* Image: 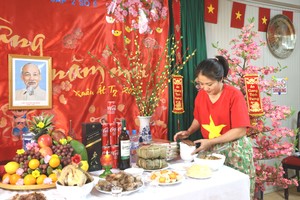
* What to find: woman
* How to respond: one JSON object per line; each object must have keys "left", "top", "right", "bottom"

{"left": 174, "top": 56, "right": 255, "bottom": 199}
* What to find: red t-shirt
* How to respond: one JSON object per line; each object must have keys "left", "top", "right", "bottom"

{"left": 194, "top": 84, "right": 250, "bottom": 139}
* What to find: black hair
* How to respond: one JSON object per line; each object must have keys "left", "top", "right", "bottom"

{"left": 195, "top": 55, "right": 229, "bottom": 82}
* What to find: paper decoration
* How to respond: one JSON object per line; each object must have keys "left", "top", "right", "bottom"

{"left": 244, "top": 74, "right": 264, "bottom": 117}
{"left": 258, "top": 7, "right": 270, "bottom": 32}
{"left": 204, "top": 0, "right": 218, "bottom": 24}
{"left": 172, "top": 75, "right": 184, "bottom": 114}
{"left": 230, "top": 2, "right": 246, "bottom": 29}
{"left": 282, "top": 10, "right": 293, "bottom": 22}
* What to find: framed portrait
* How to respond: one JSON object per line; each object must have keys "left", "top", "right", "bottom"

{"left": 8, "top": 54, "right": 52, "bottom": 110}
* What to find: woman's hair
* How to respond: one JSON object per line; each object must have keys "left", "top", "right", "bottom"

{"left": 195, "top": 55, "right": 229, "bottom": 82}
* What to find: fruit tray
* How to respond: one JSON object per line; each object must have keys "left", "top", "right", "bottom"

{"left": 0, "top": 182, "right": 55, "bottom": 190}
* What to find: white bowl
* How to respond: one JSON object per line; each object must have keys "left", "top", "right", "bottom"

{"left": 193, "top": 153, "right": 226, "bottom": 171}
{"left": 179, "top": 142, "right": 195, "bottom": 162}
{"left": 124, "top": 167, "right": 144, "bottom": 176}
{"left": 56, "top": 178, "right": 95, "bottom": 199}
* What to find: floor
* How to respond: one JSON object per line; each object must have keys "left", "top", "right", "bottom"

{"left": 264, "top": 187, "right": 300, "bottom": 200}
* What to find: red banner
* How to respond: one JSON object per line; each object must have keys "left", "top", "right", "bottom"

{"left": 282, "top": 10, "right": 293, "bottom": 23}
{"left": 244, "top": 74, "right": 264, "bottom": 117}
{"left": 258, "top": 7, "right": 270, "bottom": 32}
{"left": 230, "top": 2, "right": 246, "bottom": 29}
{"left": 172, "top": 75, "right": 184, "bottom": 114}
{"left": 204, "top": 0, "right": 218, "bottom": 24}
{"left": 0, "top": 0, "right": 169, "bottom": 161}
{"left": 172, "top": 0, "right": 182, "bottom": 63}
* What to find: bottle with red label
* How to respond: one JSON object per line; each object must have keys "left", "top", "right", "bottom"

{"left": 118, "top": 119, "right": 130, "bottom": 170}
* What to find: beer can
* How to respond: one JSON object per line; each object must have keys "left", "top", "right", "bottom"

{"left": 116, "top": 122, "right": 122, "bottom": 137}
{"left": 101, "top": 123, "right": 109, "bottom": 146}
{"left": 107, "top": 101, "right": 116, "bottom": 123}
{"left": 109, "top": 123, "right": 117, "bottom": 146}
{"left": 111, "top": 145, "right": 119, "bottom": 169}
{"left": 102, "top": 145, "right": 111, "bottom": 155}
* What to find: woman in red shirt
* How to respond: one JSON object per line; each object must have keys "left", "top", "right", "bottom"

{"left": 174, "top": 56, "right": 255, "bottom": 199}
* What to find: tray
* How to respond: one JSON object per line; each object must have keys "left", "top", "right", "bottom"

{"left": 0, "top": 182, "right": 56, "bottom": 190}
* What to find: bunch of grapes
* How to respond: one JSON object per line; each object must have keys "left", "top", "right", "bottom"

{"left": 51, "top": 144, "right": 74, "bottom": 167}
{"left": 13, "top": 148, "right": 44, "bottom": 177}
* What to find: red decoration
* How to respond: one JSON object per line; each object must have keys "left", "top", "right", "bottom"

{"left": 172, "top": 0, "right": 182, "bottom": 63}
{"left": 282, "top": 10, "right": 293, "bottom": 23}
{"left": 172, "top": 75, "right": 184, "bottom": 114}
{"left": 100, "top": 151, "right": 113, "bottom": 166}
{"left": 244, "top": 74, "right": 264, "bottom": 117}
{"left": 258, "top": 7, "right": 270, "bottom": 32}
{"left": 71, "top": 154, "right": 82, "bottom": 165}
{"left": 230, "top": 2, "right": 246, "bottom": 29}
{"left": 204, "top": 0, "right": 218, "bottom": 24}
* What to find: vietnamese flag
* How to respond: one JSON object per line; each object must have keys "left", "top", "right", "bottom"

{"left": 204, "top": 0, "right": 218, "bottom": 24}
{"left": 283, "top": 10, "right": 293, "bottom": 23}
{"left": 258, "top": 7, "right": 270, "bottom": 32}
{"left": 230, "top": 2, "right": 246, "bottom": 29}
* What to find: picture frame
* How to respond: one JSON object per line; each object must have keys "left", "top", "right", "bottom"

{"left": 8, "top": 54, "right": 52, "bottom": 110}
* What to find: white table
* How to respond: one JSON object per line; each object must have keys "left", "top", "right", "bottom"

{"left": 0, "top": 163, "right": 250, "bottom": 200}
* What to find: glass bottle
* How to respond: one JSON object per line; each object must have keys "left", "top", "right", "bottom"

{"left": 130, "top": 130, "right": 139, "bottom": 164}
{"left": 118, "top": 119, "right": 130, "bottom": 170}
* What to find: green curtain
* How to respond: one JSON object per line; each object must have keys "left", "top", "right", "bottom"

{"left": 168, "top": 0, "right": 207, "bottom": 141}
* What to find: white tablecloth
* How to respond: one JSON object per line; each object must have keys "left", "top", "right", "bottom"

{"left": 0, "top": 163, "right": 250, "bottom": 200}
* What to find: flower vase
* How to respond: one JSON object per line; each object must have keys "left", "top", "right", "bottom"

{"left": 22, "top": 132, "right": 35, "bottom": 150}
{"left": 138, "top": 116, "right": 152, "bottom": 144}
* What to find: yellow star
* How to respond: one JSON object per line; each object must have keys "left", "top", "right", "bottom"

{"left": 207, "top": 4, "right": 215, "bottom": 14}
{"left": 202, "top": 115, "right": 226, "bottom": 139}
{"left": 261, "top": 16, "right": 268, "bottom": 24}
{"left": 235, "top": 11, "right": 242, "bottom": 20}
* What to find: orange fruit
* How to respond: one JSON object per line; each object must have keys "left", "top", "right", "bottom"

{"left": 9, "top": 174, "right": 21, "bottom": 185}
{"left": 36, "top": 174, "right": 47, "bottom": 185}
{"left": 2, "top": 173, "right": 11, "bottom": 183}
{"left": 49, "top": 157, "right": 60, "bottom": 168}
{"left": 48, "top": 173, "right": 57, "bottom": 183}
{"left": 28, "top": 159, "right": 40, "bottom": 170}
{"left": 24, "top": 174, "right": 36, "bottom": 185}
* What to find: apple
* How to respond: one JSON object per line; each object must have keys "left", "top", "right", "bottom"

{"left": 38, "top": 134, "right": 53, "bottom": 148}
{"left": 39, "top": 146, "right": 53, "bottom": 157}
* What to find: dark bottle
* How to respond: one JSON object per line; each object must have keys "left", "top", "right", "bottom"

{"left": 118, "top": 119, "right": 131, "bottom": 170}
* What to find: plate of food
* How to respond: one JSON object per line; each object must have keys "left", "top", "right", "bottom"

{"left": 149, "top": 169, "right": 184, "bottom": 185}
{"left": 186, "top": 164, "right": 212, "bottom": 179}
{"left": 95, "top": 171, "right": 143, "bottom": 195}
{"left": 0, "top": 182, "right": 56, "bottom": 190}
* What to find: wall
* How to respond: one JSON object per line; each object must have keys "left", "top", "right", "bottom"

{"left": 204, "top": 0, "right": 300, "bottom": 193}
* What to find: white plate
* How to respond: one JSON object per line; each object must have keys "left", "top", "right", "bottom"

{"left": 186, "top": 173, "right": 212, "bottom": 179}
{"left": 158, "top": 176, "right": 184, "bottom": 186}
{"left": 94, "top": 182, "right": 143, "bottom": 195}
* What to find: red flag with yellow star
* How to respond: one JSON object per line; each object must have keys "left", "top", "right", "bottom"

{"left": 204, "top": 0, "right": 218, "bottom": 24}
{"left": 283, "top": 10, "right": 293, "bottom": 23}
{"left": 258, "top": 7, "right": 270, "bottom": 32}
{"left": 230, "top": 2, "right": 246, "bottom": 29}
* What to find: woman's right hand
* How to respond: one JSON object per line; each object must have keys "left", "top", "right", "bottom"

{"left": 173, "top": 130, "right": 190, "bottom": 142}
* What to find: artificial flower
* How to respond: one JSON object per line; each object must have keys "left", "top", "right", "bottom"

{"left": 71, "top": 154, "right": 81, "bottom": 165}
{"left": 43, "top": 177, "right": 53, "bottom": 184}
{"left": 32, "top": 170, "right": 40, "bottom": 178}
{"left": 59, "top": 138, "right": 67, "bottom": 145}
{"left": 16, "top": 149, "right": 25, "bottom": 155}
{"left": 16, "top": 168, "right": 24, "bottom": 176}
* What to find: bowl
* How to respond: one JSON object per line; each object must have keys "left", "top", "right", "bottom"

{"left": 124, "top": 167, "right": 144, "bottom": 176}
{"left": 193, "top": 153, "right": 226, "bottom": 171}
{"left": 179, "top": 142, "right": 195, "bottom": 162}
{"left": 56, "top": 177, "right": 95, "bottom": 199}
